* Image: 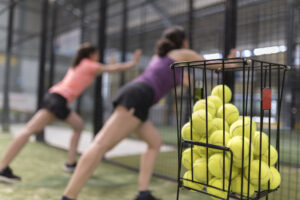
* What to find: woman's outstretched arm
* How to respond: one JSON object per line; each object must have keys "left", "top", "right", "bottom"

{"left": 96, "top": 49, "right": 142, "bottom": 75}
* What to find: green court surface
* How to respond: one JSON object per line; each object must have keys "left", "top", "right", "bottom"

{"left": 0, "top": 134, "right": 208, "bottom": 200}
{"left": 1, "top": 129, "right": 299, "bottom": 200}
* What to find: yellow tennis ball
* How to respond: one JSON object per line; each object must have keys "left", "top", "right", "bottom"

{"left": 193, "top": 99, "right": 216, "bottom": 117}
{"left": 253, "top": 131, "right": 269, "bottom": 156}
{"left": 193, "top": 157, "right": 210, "bottom": 183}
{"left": 217, "top": 104, "right": 239, "bottom": 125}
{"left": 181, "top": 122, "right": 201, "bottom": 141}
{"left": 231, "top": 176, "right": 255, "bottom": 197}
{"left": 259, "top": 145, "right": 278, "bottom": 166}
{"left": 207, "top": 178, "right": 230, "bottom": 200}
{"left": 238, "top": 116, "right": 254, "bottom": 121}
{"left": 209, "top": 118, "right": 230, "bottom": 136}
{"left": 261, "top": 167, "right": 281, "bottom": 190}
{"left": 227, "top": 136, "right": 253, "bottom": 168}
{"left": 230, "top": 118, "right": 257, "bottom": 141}
{"left": 194, "top": 138, "right": 213, "bottom": 157}
{"left": 208, "top": 95, "right": 222, "bottom": 110}
{"left": 244, "top": 160, "right": 271, "bottom": 186}
{"left": 211, "top": 84, "right": 232, "bottom": 103}
{"left": 183, "top": 170, "right": 204, "bottom": 191}
{"left": 182, "top": 148, "right": 200, "bottom": 170}
{"left": 209, "top": 130, "right": 230, "bottom": 153}
{"left": 191, "top": 110, "right": 213, "bottom": 138}
{"left": 208, "top": 153, "right": 239, "bottom": 179}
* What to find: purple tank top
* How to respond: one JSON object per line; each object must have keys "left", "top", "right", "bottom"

{"left": 133, "top": 56, "right": 182, "bottom": 104}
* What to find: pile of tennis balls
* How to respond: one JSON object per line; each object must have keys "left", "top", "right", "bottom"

{"left": 181, "top": 84, "right": 281, "bottom": 199}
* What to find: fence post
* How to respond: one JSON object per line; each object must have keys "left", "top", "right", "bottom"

{"left": 119, "top": 0, "right": 128, "bottom": 87}
{"left": 188, "top": 0, "right": 194, "bottom": 49}
{"left": 224, "top": 0, "right": 237, "bottom": 101}
{"left": 36, "top": 0, "right": 49, "bottom": 142}
{"left": 76, "top": 0, "right": 86, "bottom": 114}
{"left": 286, "top": 0, "right": 298, "bottom": 129}
{"left": 182, "top": 0, "right": 194, "bottom": 123}
{"left": 48, "top": 1, "right": 57, "bottom": 88}
{"left": 93, "top": 0, "right": 107, "bottom": 136}
{"left": 2, "top": 0, "right": 15, "bottom": 132}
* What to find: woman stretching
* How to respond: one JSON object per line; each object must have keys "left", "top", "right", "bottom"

{"left": 61, "top": 26, "right": 237, "bottom": 200}
{"left": 0, "top": 43, "right": 141, "bottom": 183}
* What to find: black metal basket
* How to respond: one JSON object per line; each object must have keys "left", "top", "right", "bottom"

{"left": 171, "top": 58, "right": 290, "bottom": 200}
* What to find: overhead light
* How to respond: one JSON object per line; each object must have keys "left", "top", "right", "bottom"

{"left": 279, "top": 45, "right": 287, "bottom": 52}
{"left": 253, "top": 45, "right": 287, "bottom": 56}
{"left": 203, "top": 53, "right": 223, "bottom": 60}
{"left": 242, "top": 50, "right": 252, "bottom": 57}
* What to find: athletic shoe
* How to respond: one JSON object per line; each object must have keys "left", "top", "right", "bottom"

{"left": 0, "top": 167, "right": 21, "bottom": 183}
{"left": 63, "top": 162, "right": 77, "bottom": 173}
{"left": 134, "top": 192, "right": 161, "bottom": 200}
{"left": 61, "top": 196, "right": 75, "bottom": 200}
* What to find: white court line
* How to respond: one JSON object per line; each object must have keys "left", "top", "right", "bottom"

{"left": 10, "top": 124, "right": 175, "bottom": 158}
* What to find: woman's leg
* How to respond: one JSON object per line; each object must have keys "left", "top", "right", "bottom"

{"left": 63, "top": 106, "right": 141, "bottom": 199}
{"left": 0, "top": 109, "right": 56, "bottom": 170}
{"left": 135, "top": 121, "right": 162, "bottom": 191}
{"left": 64, "top": 111, "right": 84, "bottom": 165}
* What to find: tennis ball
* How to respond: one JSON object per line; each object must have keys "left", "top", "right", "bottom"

{"left": 193, "top": 157, "right": 210, "bottom": 183}
{"left": 211, "top": 84, "right": 232, "bottom": 103}
{"left": 231, "top": 176, "right": 255, "bottom": 197}
{"left": 259, "top": 145, "right": 278, "bottom": 166}
{"left": 217, "top": 104, "right": 239, "bottom": 125}
{"left": 253, "top": 131, "right": 269, "bottom": 156}
{"left": 194, "top": 138, "right": 213, "bottom": 157}
{"left": 226, "top": 136, "right": 253, "bottom": 168}
{"left": 230, "top": 118, "right": 257, "bottom": 141}
{"left": 209, "top": 118, "right": 230, "bottom": 136}
{"left": 208, "top": 153, "right": 239, "bottom": 179}
{"left": 244, "top": 160, "right": 271, "bottom": 186}
{"left": 182, "top": 148, "right": 200, "bottom": 170}
{"left": 181, "top": 122, "right": 201, "bottom": 141}
{"left": 183, "top": 170, "right": 204, "bottom": 191}
{"left": 238, "top": 116, "right": 254, "bottom": 121}
{"left": 208, "top": 95, "right": 222, "bottom": 110}
{"left": 193, "top": 99, "right": 216, "bottom": 117}
{"left": 207, "top": 178, "right": 230, "bottom": 200}
{"left": 261, "top": 167, "right": 281, "bottom": 190}
{"left": 191, "top": 110, "right": 213, "bottom": 138}
{"left": 209, "top": 130, "right": 230, "bottom": 153}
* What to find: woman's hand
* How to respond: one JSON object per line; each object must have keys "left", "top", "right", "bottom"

{"left": 130, "top": 49, "right": 142, "bottom": 66}
{"left": 109, "top": 54, "right": 116, "bottom": 65}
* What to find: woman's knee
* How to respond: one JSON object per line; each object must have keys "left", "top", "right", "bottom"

{"left": 148, "top": 134, "right": 162, "bottom": 151}
{"left": 72, "top": 118, "right": 84, "bottom": 133}
{"left": 23, "top": 125, "right": 40, "bottom": 137}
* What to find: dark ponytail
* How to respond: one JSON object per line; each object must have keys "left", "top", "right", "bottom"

{"left": 72, "top": 43, "right": 98, "bottom": 67}
{"left": 155, "top": 26, "right": 186, "bottom": 57}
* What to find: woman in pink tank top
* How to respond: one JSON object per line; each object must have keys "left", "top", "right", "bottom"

{"left": 60, "top": 27, "right": 237, "bottom": 200}
{"left": 0, "top": 43, "right": 142, "bottom": 181}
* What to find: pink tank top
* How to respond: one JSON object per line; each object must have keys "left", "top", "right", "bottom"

{"left": 49, "top": 59, "right": 99, "bottom": 103}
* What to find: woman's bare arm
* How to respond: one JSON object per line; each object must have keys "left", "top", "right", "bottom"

{"left": 96, "top": 49, "right": 142, "bottom": 75}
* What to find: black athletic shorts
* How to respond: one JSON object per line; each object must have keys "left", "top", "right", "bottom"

{"left": 41, "top": 92, "right": 71, "bottom": 120}
{"left": 112, "top": 82, "right": 154, "bottom": 121}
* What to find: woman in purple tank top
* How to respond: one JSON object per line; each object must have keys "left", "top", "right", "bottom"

{"left": 61, "top": 26, "right": 237, "bottom": 200}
